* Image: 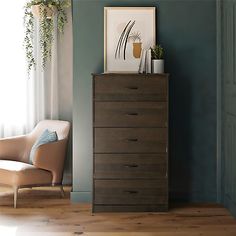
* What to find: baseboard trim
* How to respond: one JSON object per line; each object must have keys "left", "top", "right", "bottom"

{"left": 225, "top": 194, "right": 236, "bottom": 218}
{"left": 62, "top": 173, "right": 72, "bottom": 185}
{"left": 71, "top": 191, "right": 92, "bottom": 203}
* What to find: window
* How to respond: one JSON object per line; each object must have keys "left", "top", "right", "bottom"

{"left": 0, "top": 1, "right": 28, "bottom": 136}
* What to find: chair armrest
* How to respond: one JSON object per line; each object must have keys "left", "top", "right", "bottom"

{"left": 0, "top": 135, "right": 27, "bottom": 161}
{"left": 33, "top": 139, "right": 68, "bottom": 184}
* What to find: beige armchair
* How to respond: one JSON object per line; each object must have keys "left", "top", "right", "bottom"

{"left": 0, "top": 120, "right": 70, "bottom": 208}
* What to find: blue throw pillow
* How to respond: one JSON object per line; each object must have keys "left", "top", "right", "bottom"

{"left": 29, "top": 129, "right": 58, "bottom": 164}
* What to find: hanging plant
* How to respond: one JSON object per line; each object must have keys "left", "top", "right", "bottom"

{"left": 23, "top": 0, "right": 70, "bottom": 75}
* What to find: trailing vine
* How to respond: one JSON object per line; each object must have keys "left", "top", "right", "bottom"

{"left": 23, "top": 0, "right": 70, "bottom": 75}
{"left": 39, "top": 5, "right": 54, "bottom": 68}
{"left": 24, "top": 5, "right": 35, "bottom": 74}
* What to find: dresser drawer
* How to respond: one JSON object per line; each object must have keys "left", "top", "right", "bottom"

{"left": 94, "top": 128, "right": 167, "bottom": 153}
{"left": 94, "top": 75, "right": 168, "bottom": 101}
{"left": 94, "top": 102, "right": 167, "bottom": 127}
{"left": 94, "top": 154, "right": 167, "bottom": 179}
{"left": 94, "top": 180, "right": 167, "bottom": 205}
{"left": 93, "top": 73, "right": 169, "bottom": 212}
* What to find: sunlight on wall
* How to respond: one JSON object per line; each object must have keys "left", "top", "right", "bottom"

{"left": 0, "top": 1, "right": 27, "bottom": 129}
{"left": 0, "top": 226, "right": 17, "bottom": 236}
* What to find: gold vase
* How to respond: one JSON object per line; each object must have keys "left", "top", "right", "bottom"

{"left": 132, "top": 42, "right": 142, "bottom": 58}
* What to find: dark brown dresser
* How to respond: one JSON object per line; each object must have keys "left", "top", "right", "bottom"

{"left": 92, "top": 73, "right": 169, "bottom": 212}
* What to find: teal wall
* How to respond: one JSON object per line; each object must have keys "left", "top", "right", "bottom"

{"left": 219, "top": 0, "right": 236, "bottom": 217}
{"left": 72, "top": 0, "right": 217, "bottom": 202}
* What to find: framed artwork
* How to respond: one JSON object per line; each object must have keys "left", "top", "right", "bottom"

{"left": 104, "top": 7, "right": 156, "bottom": 73}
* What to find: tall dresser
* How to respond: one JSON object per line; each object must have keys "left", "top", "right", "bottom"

{"left": 92, "top": 73, "right": 169, "bottom": 212}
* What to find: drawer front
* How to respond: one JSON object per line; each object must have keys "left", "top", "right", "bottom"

{"left": 94, "top": 75, "right": 168, "bottom": 101}
{"left": 94, "top": 154, "right": 167, "bottom": 179}
{"left": 94, "top": 128, "right": 167, "bottom": 153}
{"left": 94, "top": 102, "right": 167, "bottom": 127}
{"left": 94, "top": 180, "right": 168, "bottom": 205}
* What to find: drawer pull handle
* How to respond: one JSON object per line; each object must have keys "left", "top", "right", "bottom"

{"left": 124, "top": 190, "right": 138, "bottom": 194}
{"left": 127, "top": 138, "right": 138, "bottom": 142}
{"left": 127, "top": 86, "right": 138, "bottom": 90}
{"left": 126, "top": 113, "right": 138, "bottom": 116}
{"left": 124, "top": 164, "right": 138, "bottom": 168}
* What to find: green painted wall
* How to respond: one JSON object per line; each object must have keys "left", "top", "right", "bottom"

{"left": 72, "top": 0, "right": 217, "bottom": 202}
{"left": 219, "top": 0, "right": 236, "bottom": 217}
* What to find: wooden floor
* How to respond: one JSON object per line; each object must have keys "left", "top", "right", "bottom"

{"left": 0, "top": 187, "right": 235, "bottom": 236}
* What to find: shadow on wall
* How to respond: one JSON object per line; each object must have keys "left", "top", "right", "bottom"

{"left": 167, "top": 49, "right": 193, "bottom": 201}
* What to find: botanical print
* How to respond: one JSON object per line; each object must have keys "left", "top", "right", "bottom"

{"left": 115, "top": 20, "right": 142, "bottom": 60}
{"left": 104, "top": 7, "right": 155, "bottom": 73}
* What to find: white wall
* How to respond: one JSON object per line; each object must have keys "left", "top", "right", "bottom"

{"left": 58, "top": 7, "right": 73, "bottom": 184}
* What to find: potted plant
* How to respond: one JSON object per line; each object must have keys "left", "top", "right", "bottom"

{"left": 150, "top": 44, "right": 164, "bottom": 74}
{"left": 128, "top": 31, "right": 142, "bottom": 59}
{"left": 31, "top": 4, "right": 57, "bottom": 19}
{"left": 23, "top": 0, "right": 70, "bottom": 74}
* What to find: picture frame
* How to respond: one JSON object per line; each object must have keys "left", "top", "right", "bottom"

{"left": 104, "top": 7, "right": 156, "bottom": 73}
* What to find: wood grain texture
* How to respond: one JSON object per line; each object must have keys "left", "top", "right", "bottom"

{"left": 0, "top": 187, "right": 236, "bottom": 235}
{"left": 94, "top": 102, "right": 167, "bottom": 128}
{"left": 94, "top": 128, "right": 167, "bottom": 153}
{"left": 93, "top": 74, "right": 169, "bottom": 212}
{"left": 94, "top": 154, "right": 167, "bottom": 179}
{"left": 94, "top": 74, "right": 168, "bottom": 101}
{"left": 94, "top": 179, "right": 167, "bottom": 205}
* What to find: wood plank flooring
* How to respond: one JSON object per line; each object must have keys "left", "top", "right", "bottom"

{"left": 0, "top": 186, "right": 235, "bottom": 236}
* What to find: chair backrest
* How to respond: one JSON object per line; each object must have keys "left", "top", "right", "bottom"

{"left": 29, "top": 120, "right": 70, "bottom": 141}
{"left": 21, "top": 120, "right": 70, "bottom": 163}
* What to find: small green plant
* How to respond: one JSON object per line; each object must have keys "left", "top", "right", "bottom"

{"left": 128, "top": 31, "right": 141, "bottom": 43}
{"left": 24, "top": 0, "right": 70, "bottom": 75}
{"left": 150, "top": 44, "right": 164, "bottom": 60}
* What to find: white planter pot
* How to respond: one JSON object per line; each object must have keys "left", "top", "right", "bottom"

{"left": 152, "top": 59, "right": 164, "bottom": 74}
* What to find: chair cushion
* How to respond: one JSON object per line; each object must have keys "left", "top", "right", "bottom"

{"left": 0, "top": 160, "right": 52, "bottom": 187}
{"left": 29, "top": 129, "right": 58, "bottom": 164}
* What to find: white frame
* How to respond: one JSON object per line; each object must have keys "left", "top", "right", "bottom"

{"left": 104, "top": 7, "right": 156, "bottom": 73}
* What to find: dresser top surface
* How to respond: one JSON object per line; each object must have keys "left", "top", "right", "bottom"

{"left": 92, "top": 73, "right": 170, "bottom": 78}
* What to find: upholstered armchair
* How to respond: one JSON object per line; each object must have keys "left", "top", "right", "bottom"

{"left": 0, "top": 120, "right": 70, "bottom": 208}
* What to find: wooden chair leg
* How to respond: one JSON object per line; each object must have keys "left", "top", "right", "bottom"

{"left": 60, "top": 185, "right": 65, "bottom": 198}
{"left": 13, "top": 187, "right": 18, "bottom": 208}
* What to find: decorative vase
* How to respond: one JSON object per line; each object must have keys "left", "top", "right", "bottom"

{"left": 31, "top": 5, "right": 57, "bottom": 19}
{"left": 152, "top": 59, "right": 164, "bottom": 73}
{"left": 132, "top": 42, "right": 142, "bottom": 58}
